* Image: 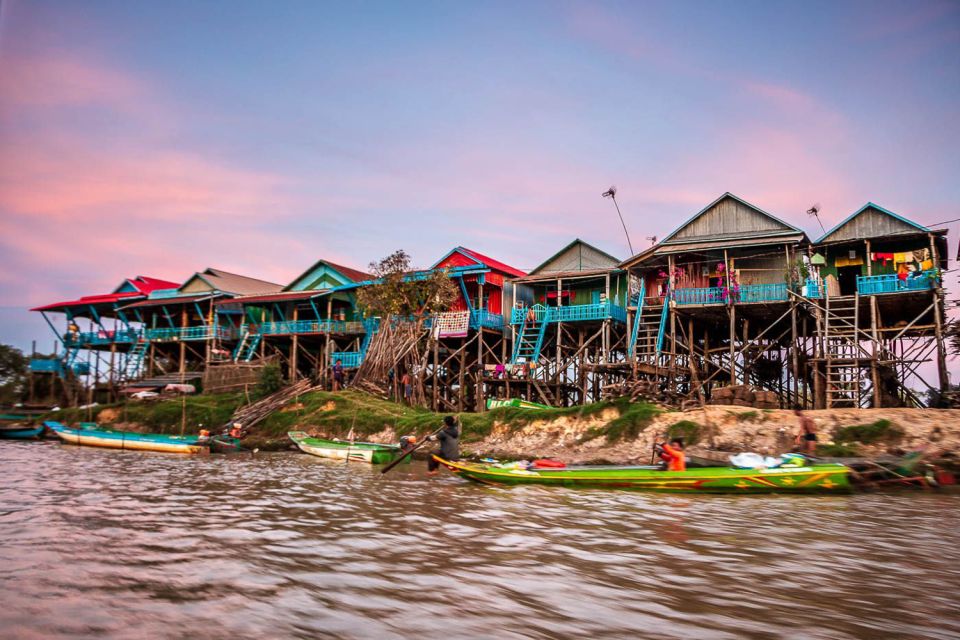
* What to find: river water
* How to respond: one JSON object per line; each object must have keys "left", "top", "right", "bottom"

{"left": 1, "top": 441, "right": 958, "bottom": 640}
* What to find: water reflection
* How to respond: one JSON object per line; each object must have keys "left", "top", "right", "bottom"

{"left": 1, "top": 441, "right": 957, "bottom": 639}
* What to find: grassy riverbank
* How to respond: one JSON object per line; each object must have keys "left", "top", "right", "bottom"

{"left": 45, "top": 391, "right": 960, "bottom": 462}
{"left": 48, "top": 390, "right": 663, "bottom": 451}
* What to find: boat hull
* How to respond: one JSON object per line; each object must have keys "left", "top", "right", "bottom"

{"left": 288, "top": 431, "right": 405, "bottom": 465}
{"left": 45, "top": 421, "right": 208, "bottom": 455}
{"left": 0, "top": 424, "right": 45, "bottom": 439}
{"left": 210, "top": 435, "right": 245, "bottom": 454}
{"left": 434, "top": 457, "right": 852, "bottom": 494}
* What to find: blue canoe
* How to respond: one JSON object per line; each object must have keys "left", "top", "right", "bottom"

{"left": 0, "top": 423, "right": 45, "bottom": 439}
{"left": 45, "top": 421, "right": 209, "bottom": 454}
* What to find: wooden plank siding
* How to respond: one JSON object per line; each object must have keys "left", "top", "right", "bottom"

{"left": 669, "top": 196, "right": 795, "bottom": 242}
{"left": 818, "top": 205, "right": 924, "bottom": 243}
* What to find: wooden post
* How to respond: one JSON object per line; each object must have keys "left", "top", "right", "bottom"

{"left": 290, "top": 306, "right": 299, "bottom": 382}
{"left": 728, "top": 305, "right": 736, "bottom": 385}
{"left": 432, "top": 338, "right": 439, "bottom": 411}
{"left": 741, "top": 318, "right": 749, "bottom": 384}
{"left": 178, "top": 306, "right": 187, "bottom": 375}
{"left": 790, "top": 300, "right": 799, "bottom": 408}
{"left": 929, "top": 233, "right": 949, "bottom": 394}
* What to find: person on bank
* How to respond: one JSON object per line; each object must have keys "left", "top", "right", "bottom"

{"left": 427, "top": 415, "right": 460, "bottom": 475}
{"left": 794, "top": 409, "right": 818, "bottom": 455}
{"left": 655, "top": 438, "right": 686, "bottom": 472}
{"left": 332, "top": 359, "right": 344, "bottom": 392}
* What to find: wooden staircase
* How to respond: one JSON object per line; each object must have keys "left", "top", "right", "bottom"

{"left": 824, "top": 294, "right": 863, "bottom": 408}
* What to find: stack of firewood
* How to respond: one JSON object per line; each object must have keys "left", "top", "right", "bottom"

{"left": 351, "top": 320, "right": 431, "bottom": 405}
{"left": 602, "top": 379, "right": 685, "bottom": 407}
{"left": 224, "top": 378, "right": 316, "bottom": 431}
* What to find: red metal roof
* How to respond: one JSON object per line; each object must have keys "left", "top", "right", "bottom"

{"left": 131, "top": 276, "right": 180, "bottom": 293}
{"left": 324, "top": 261, "right": 372, "bottom": 284}
{"left": 458, "top": 247, "right": 526, "bottom": 278}
{"left": 31, "top": 291, "right": 143, "bottom": 313}
{"left": 32, "top": 275, "right": 181, "bottom": 313}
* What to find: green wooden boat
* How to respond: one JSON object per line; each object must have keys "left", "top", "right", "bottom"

{"left": 288, "top": 431, "right": 408, "bottom": 464}
{"left": 433, "top": 456, "right": 852, "bottom": 493}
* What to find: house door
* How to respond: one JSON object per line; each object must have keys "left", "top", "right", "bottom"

{"left": 837, "top": 266, "right": 860, "bottom": 296}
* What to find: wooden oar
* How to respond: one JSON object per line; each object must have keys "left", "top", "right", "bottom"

{"left": 380, "top": 426, "right": 445, "bottom": 475}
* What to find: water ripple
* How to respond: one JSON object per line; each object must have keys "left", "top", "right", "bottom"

{"left": 1, "top": 441, "right": 958, "bottom": 639}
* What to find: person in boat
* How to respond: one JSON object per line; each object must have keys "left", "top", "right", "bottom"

{"left": 229, "top": 422, "right": 244, "bottom": 439}
{"left": 655, "top": 438, "right": 686, "bottom": 472}
{"left": 427, "top": 415, "right": 460, "bottom": 476}
{"left": 197, "top": 429, "right": 211, "bottom": 444}
{"left": 794, "top": 409, "right": 818, "bottom": 455}
{"left": 399, "top": 434, "right": 417, "bottom": 453}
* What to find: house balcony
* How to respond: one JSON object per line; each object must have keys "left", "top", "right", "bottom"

{"left": 672, "top": 283, "right": 789, "bottom": 306}
{"left": 330, "top": 351, "right": 363, "bottom": 369}
{"left": 469, "top": 309, "right": 504, "bottom": 330}
{"left": 857, "top": 271, "right": 937, "bottom": 295}
{"left": 254, "top": 319, "right": 366, "bottom": 336}
{"left": 144, "top": 325, "right": 239, "bottom": 341}
{"left": 510, "top": 302, "right": 627, "bottom": 324}
{"left": 65, "top": 328, "right": 140, "bottom": 347}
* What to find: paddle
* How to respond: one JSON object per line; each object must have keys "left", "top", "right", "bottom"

{"left": 380, "top": 425, "right": 445, "bottom": 475}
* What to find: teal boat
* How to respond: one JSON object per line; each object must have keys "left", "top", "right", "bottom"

{"left": 288, "top": 431, "right": 407, "bottom": 464}
{"left": 0, "top": 423, "right": 45, "bottom": 439}
{"left": 434, "top": 456, "right": 852, "bottom": 493}
{"left": 46, "top": 421, "right": 209, "bottom": 455}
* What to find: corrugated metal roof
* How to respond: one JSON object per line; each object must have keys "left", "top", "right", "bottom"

{"left": 119, "top": 294, "right": 221, "bottom": 310}
{"left": 31, "top": 291, "right": 143, "bottom": 313}
{"left": 512, "top": 267, "right": 622, "bottom": 284}
{"left": 432, "top": 247, "right": 526, "bottom": 278}
{"left": 184, "top": 268, "right": 283, "bottom": 295}
{"left": 215, "top": 290, "right": 322, "bottom": 305}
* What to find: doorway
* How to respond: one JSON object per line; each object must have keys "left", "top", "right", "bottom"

{"left": 837, "top": 266, "right": 861, "bottom": 296}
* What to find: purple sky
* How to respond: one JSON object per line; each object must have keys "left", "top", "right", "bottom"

{"left": 0, "top": 0, "right": 958, "bottom": 366}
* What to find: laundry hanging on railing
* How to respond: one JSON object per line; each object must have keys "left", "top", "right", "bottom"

{"left": 433, "top": 311, "right": 470, "bottom": 338}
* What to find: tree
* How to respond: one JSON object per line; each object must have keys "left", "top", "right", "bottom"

{"left": 356, "top": 250, "right": 458, "bottom": 321}
{"left": 0, "top": 344, "right": 28, "bottom": 404}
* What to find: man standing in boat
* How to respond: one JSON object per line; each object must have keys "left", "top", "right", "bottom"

{"left": 794, "top": 409, "right": 818, "bottom": 455}
{"left": 427, "top": 415, "right": 460, "bottom": 476}
{"left": 655, "top": 438, "right": 686, "bottom": 472}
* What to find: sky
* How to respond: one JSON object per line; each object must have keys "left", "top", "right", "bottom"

{"left": 1, "top": 0, "right": 958, "bottom": 361}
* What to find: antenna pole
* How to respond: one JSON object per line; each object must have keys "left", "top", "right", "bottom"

{"left": 609, "top": 193, "right": 634, "bottom": 256}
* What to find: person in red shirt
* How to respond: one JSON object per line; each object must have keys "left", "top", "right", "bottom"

{"left": 656, "top": 438, "right": 687, "bottom": 471}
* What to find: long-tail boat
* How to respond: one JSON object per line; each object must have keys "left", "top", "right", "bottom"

{"left": 288, "top": 431, "right": 407, "bottom": 464}
{"left": 0, "top": 423, "right": 46, "bottom": 439}
{"left": 209, "top": 435, "right": 246, "bottom": 454}
{"left": 45, "top": 421, "right": 209, "bottom": 455}
{"left": 433, "top": 456, "right": 852, "bottom": 493}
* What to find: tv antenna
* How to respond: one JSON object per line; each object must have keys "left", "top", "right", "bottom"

{"left": 807, "top": 203, "right": 825, "bottom": 234}
{"left": 602, "top": 185, "right": 634, "bottom": 256}
{"left": 646, "top": 235, "right": 657, "bottom": 247}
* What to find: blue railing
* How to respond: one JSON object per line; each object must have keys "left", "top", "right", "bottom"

{"left": 145, "top": 326, "right": 238, "bottom": 341}
{"left": 330, "top": 351, "right": 363, "bottom": 369}
{"left": 65, "top": 328, "right": 140, "bottom": 346}
{"left": 656, "top": 291, "right": 670, "bottom": 354}
{"left": 30, "top": 358, "right": 63, "bottom": 373}
{"left": 739, "top": 283, "right": 788, "bottom": 303}
{"left": 857, "top": 271, "right": 937, "bottom": 295}
{"left": 469, "top": 309, "right": 504, "bottom": 330}
{"left": 804, "top": 278, "right": 823, "bottom": 299}
{"left": 673, "top": 287, "right": 725, "bottom": 306}
{"left": 255, "top": 319, "right": 365, "bottom": 335}
{"left": 510, "top": 302, "right": 627, "bottom": 324}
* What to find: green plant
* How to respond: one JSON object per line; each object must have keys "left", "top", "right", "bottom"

{"left": 815, "top": 443, "right": 860, "bottom": 457}
{"left": 666, "top": 420, "right": 702, "bottom": 445}
{"left": 834, "top": 419, "right": 903, "bottom": 444}
{"left": 257, "top": 363, "right": 284, "bottom": 398}
{"left": 736, "top": 411, "right": 759, "bottom": 423}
